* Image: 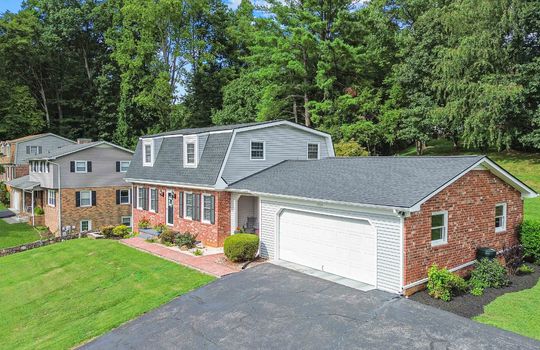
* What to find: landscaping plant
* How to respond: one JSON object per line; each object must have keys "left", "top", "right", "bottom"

{"left": 175, "top": 232, "right": 198, "bottom": 249}
{"left": 468, "top": 258, "right": 509, "bottom": 296}
{"left": 193, "top": 248, "right": 203, "bottom": 256}
{"left": 33, "top": 206, "right": 44, "bottom": 215}
{"left": 223, "top": 234, "right": 259, "bottom": 262}
{"left": 100, "top": 225, "right": 115, "bottom": 238}
{"left": 520, "top": 220, "right": 540, "bottom": 263}
{"left": 426, "top": 265, "right": 467, "bottom": 301}
{"left": 154, "top": 223, "right": 167, "bottom": 233}
{"left": 138, "top": 217, "right": 151, "bottom": 229}
{"left": 159, "top": 229, "right": 178, "bottom": 245}
{"left": 517, "top": 264, "right": 535, "bottom": 275}
{"left": 112, "top": 225, "right": 131, "bottom": 238}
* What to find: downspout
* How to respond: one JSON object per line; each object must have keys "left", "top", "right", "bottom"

{"left": 49, "top": 161, "right": 62, "bottom": 237}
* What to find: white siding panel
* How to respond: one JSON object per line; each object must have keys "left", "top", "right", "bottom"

{"left": 222, "top": 125, "right": 331, "bottom": 184}
{"left": 259, "top": 199, "right": 402, "bottom": 293}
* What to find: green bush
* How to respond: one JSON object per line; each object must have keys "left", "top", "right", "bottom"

{"left": 176, "top": 232, "right": 198, "bottom": 249}
{"left": 334, "top": 140, "right": 369, "bottom": 157}
{"left": 138, "top": 217, "right": 150, "bottom": 229}
{"left": 517, "top": 264, "right": 535, "bottom": 275}
{"left": 468, "top": 258, "right": 509, "bottom": 296}
{"left": 0, "top": 181, "right": 9, "bottom": 206}
{"left": 112, "top": 225, "right": 131, "bottom": 238}
{"left": 101, "top": 225, "right": 115, "bottom": 238}
{"left": 159, "top": 229, "right": 178, "bottom": 245}
{"left": 34, "top": 206, "right": 44, "bottom": 215}
{"left": 520, "top": 220, "right": 540, "bottom": 263}
{"left": 193, "top": 248, "right": 203, "bottom": 256}
{"left": 154, "top": 223, "right": 167, "bottom": 233}
{"left": 426, "top": 265, "right": 467, "bottom": 301}
{"left": 224, "top": 234, "right": 259, "bottom": 262}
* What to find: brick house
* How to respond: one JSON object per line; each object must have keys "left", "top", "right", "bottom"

{"left": 7, "top": 141, "right": 133, "bottom": 235}
{"left": 0, "top": 133, "right": 75, "bottom": 184}
{"left": 127, "top": 120, "right": 537, "bottom": 295}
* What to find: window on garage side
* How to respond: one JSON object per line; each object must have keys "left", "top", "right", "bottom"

{"left": 307, "top": 143, "right": 319, "bottom": 160}
{"left": 495, "top": 203, "right": 507, "bottom": 233}
{"left": 250, "top": 141, "right": 265, "bottom": 160}
{"left": 431, "top": 211, "right": 448, "bottom": 246}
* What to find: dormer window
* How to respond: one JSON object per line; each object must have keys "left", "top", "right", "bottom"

{"left": 183, "top": 135, "right": 198, "bottom": 168}
{"left": 250, "top": 140, "right": 265, "bottom": 160}
{"left": 142, "top": 139, "right": 154, "bottom": 167}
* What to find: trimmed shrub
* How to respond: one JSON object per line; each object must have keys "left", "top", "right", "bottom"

{"left": 517, "top": 264, "right": 535, "bottom": 275}
{"left": 224, "top": 234, "right": 259, "bottom": 262}
{"left": 34, "top": 206, "right": 44, "bottom": 215}
{"left": 427, "top": 265, "right": 467, "bottom": 301}
{"left": 468, "top": 258, "right": 509, "bottom": 296}
{"left": 101, "top": 225, "right": 115, "bottom": 238}
{"left": 112, "top": 225, "right": 131, "bottom": 238}
{"left": 160, "top": 229, "right": 178, "bottom": 245}
{"left": 520, "top": 220, "right": 540, "bottom": 263}
{"left": 175, "top": 232, "right": 198, "bottom": 249}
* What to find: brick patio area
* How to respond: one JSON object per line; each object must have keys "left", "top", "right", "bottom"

{"left": 120, "top": 237, "right": 238, "bottom": 277}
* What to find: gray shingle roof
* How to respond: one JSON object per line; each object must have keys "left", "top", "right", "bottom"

{"left": 229, "top": 156, "right": 486, "bottom": 208}
{"left": 143, "top": 121, "right": 278, "bottom": 138}
{"left": 126, "top": 133, "right": 232, "bottom": 186}
{"left": 6, "top": 175, "right": 41, "bottom": 190}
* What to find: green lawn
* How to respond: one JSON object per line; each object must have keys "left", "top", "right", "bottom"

{"left": 400, "top": 140, "right": 540, "bottom": 222}
{"left": 0, "top": 219, "right": 41, "bottom": 249}
{"left": 0, "top": 239, "right": 215, "bottom": 349}
{"left": 0, "top": 202, "right": 6, "bottom": 210}
{"left": 474, "top": 282, "right": 540, "bottom": 341}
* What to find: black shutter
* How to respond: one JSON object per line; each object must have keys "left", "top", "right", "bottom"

{"left": 116, "top": 161, "right": 120, "bottom": 172}
{"left": 210, "top": 195, "right": 215, "bottom": 224}
{"left": 178, "top": 192, "right": 183, "bottom": 218}
{"left": 75, "top": 191, "right": 80, "bottom": 207}
{"left": 194, "top": 194, "right": 201, "bottom": 221}
{"left": 92, "top": 191, "right": 97, "bottom": 206}
{"left": 155, "top": 190, "right": 159, "bottom": 213}
{"left": 116, "top": 190, "right": 120, "bottom": 205}
{"left": 133, "top": 187, "right": 137, "bottom": 208}
{"left": 143, "top": 188, "right": 148, "bottom": 211}
{"left": 70, "top": 161, "right": 75, "bottom": 172}
{"left": 87, "top": 161, "right": 92, "bottom": 172}
{"left": 26, "top": 146, "right": 30, "bottom": 154}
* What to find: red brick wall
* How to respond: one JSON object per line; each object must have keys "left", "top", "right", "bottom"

{"left": 132, "top": 185, "right": 231, "bottom": 247}
{"left": 404, "top": 170, "right": 523, "bottom": 286}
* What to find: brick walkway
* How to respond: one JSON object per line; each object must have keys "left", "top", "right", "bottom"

{"left": 120, "top": 237, "right": 237, "bottom": 277}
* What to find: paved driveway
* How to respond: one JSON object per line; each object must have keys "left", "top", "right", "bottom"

{"left": 82, "top": 264, "right": 539, "bottom": 350}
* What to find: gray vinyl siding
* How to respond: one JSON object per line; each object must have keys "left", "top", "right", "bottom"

{"left": 258, "top": 199, "right": 402, "bottom": 293}
{"left": 15, "top": 135, "right": 74, "bottom": 165}
{"left": 52, "top": 144, "right": 132, "bottom": 189}
{"left": 222, "top": 125, "right": 331, "bottom": 184}
{"left": 29, "top": 163, "right": 55, "bottom": 188}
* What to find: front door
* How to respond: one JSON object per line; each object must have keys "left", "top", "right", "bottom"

{"left": 167, "top": 190, "right": 174, "bottom": 226}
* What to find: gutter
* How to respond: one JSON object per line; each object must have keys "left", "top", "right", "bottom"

{"left": 48, "top": 161, "right": 62, "bottom": 236}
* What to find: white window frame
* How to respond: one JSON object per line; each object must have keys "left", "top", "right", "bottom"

{"left": 431, "top": 211, "right": 448, "bottom": 246}
{"left": 75, "top": 160, "right": 88, "bottom": 173}
{"left": 149, "top": 188, "right": 157, "bottom": 213}
{"left": 202, "top": 194, "right": 214, "bottom": 224}
{"left": 119, "top": 189, "right": 131, "bottom": 205}
{"left": 119, "top": 161, "right": 131, "bottom": 173}
{"left": 307, "top": 142, "right": 320, "bottom": 160}
{"left": 137, "top": 186, "right": 144, "bottom": 209}
{"left": 47, "top": 189, "right": 56, "bottom": 207}
{"left": 121, "top": 216, "right": 132, "bottom": 227}
{"left": 80, "top": 220, "right": 92, "bottom": 232}
{"left": 183, "top": 135, "right": 198, "bottom": 168}
{"left": 250, "top": 140, "right": 265, "bottom": 160}
{"left": 29, "top": 145, "right": 39, "bottom": 155}
{"left": 184, "top": 191, "right": 194, "bottom": 220}
{"left": 142, "top": 139, "right": 154, "bottom": 167}
{"left": 495, "top": 203, "right": 507, "bottom": 233}
{"left": 79, "top": 190, "right": 92, "bottom": 208}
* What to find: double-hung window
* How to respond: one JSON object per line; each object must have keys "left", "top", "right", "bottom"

{"left": 79, "top": 191, "right": 92, "bottom": 207}
{"left": 183, "top": 135, "right": 198, "bottom": 168}
{"left": 48, "top": 190, "right": 56, "bottom": 207}
{"left": 149, "top": 188, "right": 158, "bottom": 212}
{"left": 431, "top": 211, "right": 448, "bottom": 246}
{"left": 202, "top": 194, "right": 215, "bottom": 224}
{"left": 250, "top": 141, "right": 265, "bottom": 160}
{"left": 120, "top": 161, "right": 130, "bottom": 172}
{"left": 75, "top": 161, "right": 88, "bottom": 173}
{"left": 119, "top": 189, "right": 130, "bottom": 205}
{"left": 495, "top": 203, "right": 507, "bottom": 233}
{"left": 307, "top": 143, "right": 319, "bottom": 160}
{"left": 137, "top": 187, "right": 145, "bottom": 209}
{"left": 121, "top": 216, "right": 132, "bottom": 227}
{"left": 80, "top": 220, "right": 92, "bottom": 232}
{"left": 143, "top": 140, "right": 154, "bottom": 166}
{"left": 185, "top": 192, "right": 194, "bottom": 219}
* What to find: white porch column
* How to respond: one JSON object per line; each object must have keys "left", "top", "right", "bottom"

{"left": 230, "top": 193, "right": 241, "bottom": 234}
{"left": 22, "top": 190, "right": 26, "bottom": 214}
{"left": 31, "top": 190, "right": 35, "bottom": 226}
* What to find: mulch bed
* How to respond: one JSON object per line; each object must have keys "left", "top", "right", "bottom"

{"left": 215, "top": 256, "right": 267, "bottom": 271}
{"left": 409, "top": 263, "right": 540, "bottom": 319}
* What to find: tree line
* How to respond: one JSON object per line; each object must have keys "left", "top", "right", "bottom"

{"left": 0, "top": 0, "right": 539, "bottom": 154}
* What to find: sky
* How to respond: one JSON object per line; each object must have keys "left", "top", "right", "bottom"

{"left": 0, "top": 0, "right": 243, "bottom": 13}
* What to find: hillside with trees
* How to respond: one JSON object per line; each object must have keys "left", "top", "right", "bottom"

{"left": 0, "top": 0, "right": 539, "bottom": 154}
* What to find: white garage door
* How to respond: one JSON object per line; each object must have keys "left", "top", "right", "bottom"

{"left": 279, "top": 210, "right": 377, "bottom": 286}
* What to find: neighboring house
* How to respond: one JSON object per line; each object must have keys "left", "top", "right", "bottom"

{"left": 127, "top": 120, "right": 538, "bottom": 295}
{"left": 0, "top": 133, "right": 75, "bottom": 182}
{"left": 6, "top": 141, "right": 133, "bottom": 235}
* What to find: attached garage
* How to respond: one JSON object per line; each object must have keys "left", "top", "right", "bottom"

{"left": 278, "top": 210, "right": 377, "bottom": 286}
